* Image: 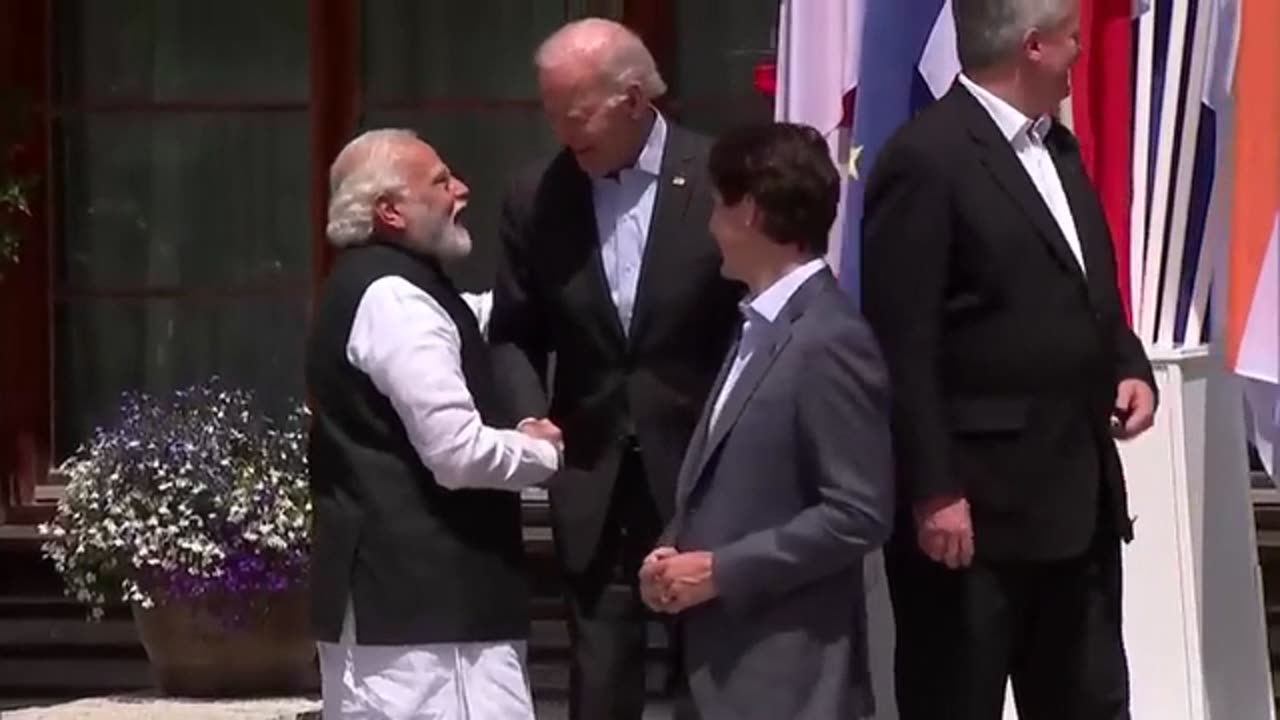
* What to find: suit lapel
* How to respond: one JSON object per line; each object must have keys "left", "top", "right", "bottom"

{"left": 951, "top": 87, "right": 1090, "bottom": 288}
{"left": 1048, "top": 129, "right": 1112, "bottom": 310}
{"left": 674, "top": 326, "right": 739, "bottom": 506}
{"left": 557, "top": 156, "right": 629, "bottom": 349}
{"left": 627, "top": 125, "right": 700, "bottom": 341}
{"left": 681, "top": 270, "right": 836, "bottom": 505}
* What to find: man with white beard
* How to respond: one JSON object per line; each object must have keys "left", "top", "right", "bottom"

{"left": 306, "top": 128, "right": 563, "bottom": 719}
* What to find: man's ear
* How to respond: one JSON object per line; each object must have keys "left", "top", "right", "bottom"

{"left": 624, "top": 85, "right": 647, "bottom": 119}
{"left": 373, "top": 195, "right": 406, "bottom": 231}
{"left": 1023, "top": 27, "right": 1045, "bottom": 63}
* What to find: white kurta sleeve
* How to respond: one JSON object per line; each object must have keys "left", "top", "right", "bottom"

{"left": 346, "top": 276, "right": 559, "bottom": 491}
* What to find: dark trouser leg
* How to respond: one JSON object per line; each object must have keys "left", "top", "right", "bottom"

{"left": 1009, "top": 537, "right": 1129, "bottom": 720}
{"left": 566, "top": 447, "right": 661, "bottom": 720}
{"left": 671, "top": 691, "right": 702, "bottom": 720}
{"left": 885, "top": 532, "right": 1018, "bottom": 720}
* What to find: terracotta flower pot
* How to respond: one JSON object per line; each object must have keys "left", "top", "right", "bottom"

{"left": 131, "top": 587, "right": 317, "bottom": 697}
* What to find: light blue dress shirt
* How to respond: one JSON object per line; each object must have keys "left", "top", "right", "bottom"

{"left": 708, "top": 258, "right": 829, "bottom": 432}
{"left": 591, "top": 113, "right": 668, "bottom": 336}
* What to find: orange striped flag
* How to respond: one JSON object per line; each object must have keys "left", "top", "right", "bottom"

{"left": 1226, "top": 0, "right": 1278, "bottom": 385}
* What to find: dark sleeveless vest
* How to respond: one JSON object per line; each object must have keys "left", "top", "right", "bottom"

{"left": 305, "top": 240, "right": 527, "bottom": 644}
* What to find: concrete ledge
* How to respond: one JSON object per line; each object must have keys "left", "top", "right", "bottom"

{"left": 0, "top": 694, "right": 320, "bottom": 719}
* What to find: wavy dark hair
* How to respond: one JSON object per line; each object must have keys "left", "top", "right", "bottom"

{"left": 707, "top": 122, "right": 839, "bottom": 256}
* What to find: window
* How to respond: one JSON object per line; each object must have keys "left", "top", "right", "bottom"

{"left": 671, "top": 0, "right": 777, "bottom": 135}
{"left": 359, "top": 0, "right": 568, "bottom": 291}
{"left": 53, "top": 0, "right": 314, "bottom": 457}
{"left": 0, "top": 0, "right": 782, "bottom": 521}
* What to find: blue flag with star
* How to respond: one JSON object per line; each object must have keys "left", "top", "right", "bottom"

{"left": 839, "top": 0, "right": 955, "bottom": 306}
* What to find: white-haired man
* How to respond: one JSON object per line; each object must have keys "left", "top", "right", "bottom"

{"left": 306, "top": 128, "right": 563, "bottom": 719}
{"left": 861, "top": 0, "right": 1156, "bottom": 717}
{"left": 489, "top": 18, "right": 742, "bottom": 720}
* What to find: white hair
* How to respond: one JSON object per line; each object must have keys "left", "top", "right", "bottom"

{"left": 534, "top": 18, "right": 667, "bottom": 100}
{"left": 953, "top": 0, "right": 1076, "bottom": 71}
{"left": 325, "top": 128, "right": 420, "bottom": 247}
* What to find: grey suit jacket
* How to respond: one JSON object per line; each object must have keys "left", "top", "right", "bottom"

{"left": 667, "top": 269, "right": 894, "bottom": 720}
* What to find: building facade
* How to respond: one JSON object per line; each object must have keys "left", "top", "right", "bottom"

{"left": 0, "top": 0, "right": 779, "bottom": 524}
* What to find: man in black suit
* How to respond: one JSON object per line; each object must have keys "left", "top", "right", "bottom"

{"left": 489, "top": 17, "right": 741, "bottom": 720}
{"left": 860, "top": 1, "right": 1157, "bottom": 718}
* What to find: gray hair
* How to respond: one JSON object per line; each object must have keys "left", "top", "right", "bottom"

{"left": 953, "top": 0, "right": 1076, "bottom": 71}
{"left": 535, "top": 18, "right": 667, "bottom": 100}
{"left": 326, "top": 128, "right": 420, "bottom": 247}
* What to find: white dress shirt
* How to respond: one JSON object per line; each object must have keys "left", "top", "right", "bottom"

{"left": 709, "top": 259, "right": 828, "bottom": 432}
{"left": 345, "top": 276, "right": 558, "bottom": 490}
{"left": 592, "top": 113, "right": 667, "bottom": 334}
{"left": 318, "top": 276, "right": 554, "bottom": 720}
{"left": 957, "top": 74, "right": 1087, "bottom": 275}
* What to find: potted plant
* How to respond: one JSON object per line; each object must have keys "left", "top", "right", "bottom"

{"left": 39, "top": 381, "right": 316, "bottom": 697}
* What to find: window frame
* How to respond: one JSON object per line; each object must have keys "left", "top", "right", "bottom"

{"left": 0, "top": 0, "right": 686, "bottom": 523}
{"left": 0, "top": 0, "right": 364, "bottom": 522}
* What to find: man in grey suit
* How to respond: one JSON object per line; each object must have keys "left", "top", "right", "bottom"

{"left": 639, "top": 123, "right": 895, "bottom": 720}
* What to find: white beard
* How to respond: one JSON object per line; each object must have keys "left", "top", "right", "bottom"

{"left": 403, "top": 203, "right": 471, "bottom": 260}
{"left": 434, "top": 220, "right": 472, "bottom": 260}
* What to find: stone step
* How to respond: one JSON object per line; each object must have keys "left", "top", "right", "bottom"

{"left": 0, "top": 657, "right": 670, "bottom": 701}
{"left": 0, "top": 616, "right": 141, "bottom": 654}
{"left": 0, "top": 593, "right": 576, "bottom": 623}
{"left": 0, "top": 608, "right": 671, "bottom": 698}
{"left": 0, "top": 614, "right": 668, "bottom": 655}
{"left": 0, "top": 658, "right": 154, "bottom": 696}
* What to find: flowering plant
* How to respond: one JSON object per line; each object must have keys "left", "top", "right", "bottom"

{"left": 39, "top": 381, "right": 311, "bottom": 622}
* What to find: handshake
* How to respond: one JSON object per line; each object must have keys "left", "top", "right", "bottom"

{"left": 517, "top": 417, "right": 563, "bottom": 450}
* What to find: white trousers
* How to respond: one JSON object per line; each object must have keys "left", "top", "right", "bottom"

{"left": 317, "top": 604, "right": 535, "bottom": 719}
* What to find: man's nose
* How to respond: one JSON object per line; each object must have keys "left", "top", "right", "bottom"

{"left": 452, "top": 178, "right": 470, "bottom": 200}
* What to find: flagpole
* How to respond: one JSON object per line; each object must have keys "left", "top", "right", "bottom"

{"left": 1186, "top": 0, "right": 1242, "bottom": 347}
{"left": 1140, "top": 0, "right": 1194, "bottom": 346}
{"left": 1131, "top": 8, "right": 1156, "bottom": 334}
{"left": 1156, "top": 0, "right": 1215, "bottom": 345}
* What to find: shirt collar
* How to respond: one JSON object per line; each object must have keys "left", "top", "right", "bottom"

{"left": 597, "top": 112, "right": 667, "bottom": 183}
{"left": 743, "top": 258, "right": 828, "bottom": 324}
{"left": 957, "top": 74, "right": 1052, "bottom": 145}
{"left": 634, "top": 112, "right": 668, "bottom": 177}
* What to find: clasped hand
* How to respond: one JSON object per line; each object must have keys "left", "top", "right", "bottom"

{"left": 638, "top": 547, "right": 716, "bottom": 614}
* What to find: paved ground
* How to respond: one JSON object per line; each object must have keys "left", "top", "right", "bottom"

{"left": 0, "top": 696, "right": 674, "bottom": 719}
{"left": 0, "top": 696, "right": 319, "bottom": 719}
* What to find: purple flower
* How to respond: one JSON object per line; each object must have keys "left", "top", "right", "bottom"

{"left": 39, "top": 379, "right": 312, "bottom": 625}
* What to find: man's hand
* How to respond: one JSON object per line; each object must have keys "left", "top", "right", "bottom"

{"left": 645, "top": 551, "right": 717, "bottom": 614}
{"left": 914, "top": 495, "right": 974, "bottom": 569}
{"left": 1112, "top": 378, "right": 1156, "bottom": 440}
{"left": 517, "top": 418, "right": 563, "bottom": 448}
{"left": 639, "top": 546, "right": 678, "bottom": 612}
